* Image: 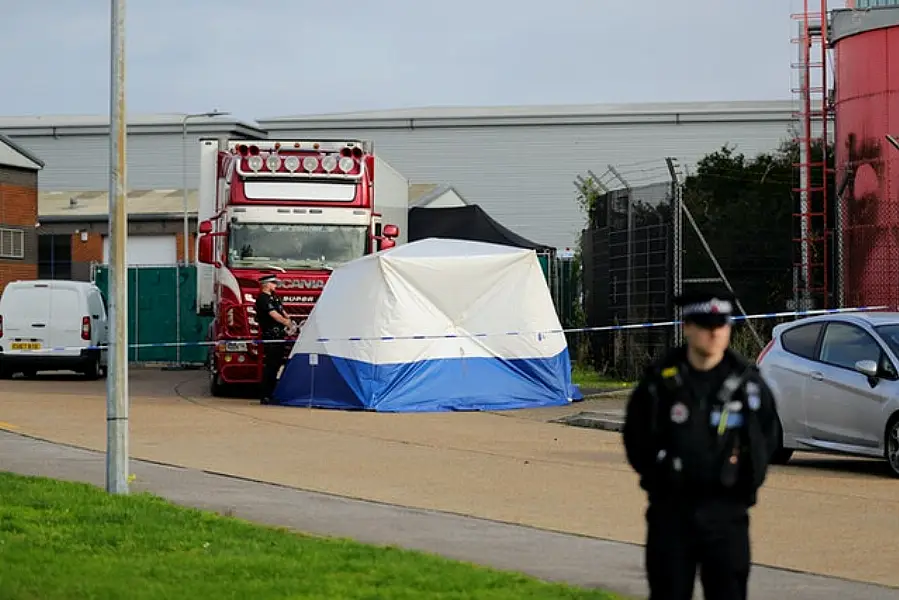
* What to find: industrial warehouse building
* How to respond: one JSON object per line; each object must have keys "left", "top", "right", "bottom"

{"left": 1, "top": 100, "right": 807, "bottom": 260}
{"left": 257, "top": 101, "right": 808, "bottom": 249}
{"left": 0, "top": 114, "right": 266, "bottom": 278}
{"left": 0, "top": 134, "right": 43, "bottom": 292}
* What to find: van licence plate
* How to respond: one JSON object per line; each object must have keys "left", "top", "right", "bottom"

{"left": 10, "top": 342, "right": 42, "bottom": 351}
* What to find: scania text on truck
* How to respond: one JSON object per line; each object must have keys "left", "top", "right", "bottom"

{"left": 195, "top": 138, "right": 408, "bottom": 396}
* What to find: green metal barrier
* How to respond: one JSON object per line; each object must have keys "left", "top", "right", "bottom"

{"left": 537, "top": 252, "right": 579, "bottom": 329}
{"left": 92, "top": 265, "right": 211, "bottom": 365}
{"left": 538, "top": 253, "right": 550, "bottom": 280}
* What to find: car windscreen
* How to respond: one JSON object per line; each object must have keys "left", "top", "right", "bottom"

{"left": 873, "top": 324, "right": 899, "bottom": 357}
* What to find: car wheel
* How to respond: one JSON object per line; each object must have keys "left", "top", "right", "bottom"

{"left": 769, "top": 417, "right": 793, "bottom": 465}
{"left": 21, "top": 369, "right": 37, "bottom": 379}
{"left": 771, "top": 446, "right": 794, "bottom": 465}
{"left": 885, "top": 416, "right": 899, "bottom": 478}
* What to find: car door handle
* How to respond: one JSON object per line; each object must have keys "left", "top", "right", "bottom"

{"left": 31, "top": 323, "right": 46, "bottom": 328}
{"left": 809, "top": 371, "right": 825, "bottom": 381}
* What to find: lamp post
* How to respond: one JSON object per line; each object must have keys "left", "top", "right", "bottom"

{"left": 181, "top": 111, "right": 229, "bottom": 264}
{"left": 107, "top": 0, "right": 128, "bottom": 495}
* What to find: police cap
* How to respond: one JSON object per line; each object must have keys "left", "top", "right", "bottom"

{"left": 675, "top": 287, "right": 735, "bottom": 328}
{"left": 258, "top": 274, "right": 281, "bottom": 285}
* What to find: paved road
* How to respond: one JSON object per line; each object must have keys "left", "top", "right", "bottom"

{"left": 2, "top": 431, "right": 896, "bottom": 600}
{"left": 1, "top": 369, "right": 898, "bottom": 595}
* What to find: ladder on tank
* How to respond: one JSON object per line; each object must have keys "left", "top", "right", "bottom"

{"left": 790, "top": 0, "right": 833, "bottom": 310}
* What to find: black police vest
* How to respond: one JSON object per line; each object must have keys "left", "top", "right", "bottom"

{"left": 255, "top": 293, "right": 286, "bottom": 339}
{"left": 647, "top": 360, "right": 769, "bottom": 500}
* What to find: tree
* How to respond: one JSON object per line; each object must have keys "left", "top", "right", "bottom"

{"left": 572, "top": 140, "right": 835, "bottom": 372}
{"left": 681, "top": 139, "right": 834, "bottom": 314}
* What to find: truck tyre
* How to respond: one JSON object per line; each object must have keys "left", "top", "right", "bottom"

{"left": 208, "top": 355, "right": 231, "bottom": 398}
{"left": 210, "top": 372, "right": 232, "bottom": 397}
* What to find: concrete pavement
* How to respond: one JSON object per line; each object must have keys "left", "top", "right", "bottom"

{"left": 2, "top": 430, "right": 897, "bottom": 600}
{"left": 2, "top": 370, "right": 899, "bottom": 596}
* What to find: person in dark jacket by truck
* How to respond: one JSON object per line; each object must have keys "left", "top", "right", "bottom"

{"left": 623, "top": 288, "right": 781, "bottom": 600}
{"left": 254, "top": 274, "right": 296, "bottom": 404}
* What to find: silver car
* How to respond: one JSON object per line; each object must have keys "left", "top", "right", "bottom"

{"left": 757, "top": 312, "right": 899, "bottom": 477}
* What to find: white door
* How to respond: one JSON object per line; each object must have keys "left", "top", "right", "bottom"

{"left": 47, "top": 286, "right": 84, "bottom": 353}
{"left": 2, "top": 284, "right": 52, "bottom": 348}
{"left": 102, "top": 234, "right": 178, "bottom": 266}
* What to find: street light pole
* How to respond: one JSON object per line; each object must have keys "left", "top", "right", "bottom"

{"left": 181, "top": 110, "right": 229, "bottom": 265}
{"left": 107, "top": 0, "right": 128, "bottom": 495}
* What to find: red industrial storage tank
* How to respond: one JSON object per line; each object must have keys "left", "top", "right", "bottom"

{"left": 832, "top": 6, "right": 899, "bottom": 308}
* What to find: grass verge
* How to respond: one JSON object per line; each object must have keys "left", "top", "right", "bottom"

{"left": 0, "top": 472, "right": 622, "bottom": 599}
{"left": 571, "top": 365, "right": 633, "bottom": 391}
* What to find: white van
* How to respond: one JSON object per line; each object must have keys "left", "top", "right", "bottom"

{"left": 0, "top": 280, "right": 109, "bottom": 379}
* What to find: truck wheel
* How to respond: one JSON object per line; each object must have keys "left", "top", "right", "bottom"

{"left": 210, "top": 374, "right": 232, "bottom": 397}
{"left": 209, "top": 364, "right": 231, "bottom": 397}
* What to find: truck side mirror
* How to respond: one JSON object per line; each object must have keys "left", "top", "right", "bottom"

{"left": 382, "top": 224, "right": 399, "bottom": 239}
{"left": 379, "top": 238, "right": 396, "bottom": 251}
{"left": 197, "top": 235, "right": 215, "bottom": 265}
{"left": 199, "top": 220, "right": 213, "bottom": 234}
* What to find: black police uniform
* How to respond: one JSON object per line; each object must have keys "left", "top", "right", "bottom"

{"left": 623, "top": 290, "right": 781, "bottom": 600}
{"left": 254, "top": 276, "right": 290, "bottom": 403}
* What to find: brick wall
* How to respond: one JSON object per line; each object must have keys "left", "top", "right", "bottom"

{"left": 69, "top": 231, "right": 196, "bottom": 263}
{"left": 175, "top": 232, "right": 196, "bottom": 263}
{"left": 71, "top": 231, "right": 104, "bottom": 264}
{"left": 36, "top": 223, "right": 199, "bottom": 285}
{"left": 0, "top": 262, "right": 37, "bottom": 293}
{"left": 0, "top": 166, "right": 38, "bottom": 293}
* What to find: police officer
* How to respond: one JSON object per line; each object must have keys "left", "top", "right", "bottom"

{"left": 623, "top": 288, "right": 781, "bottom": 600}
{"left": 254, "top": 274, "right": 296, "bottom": 404}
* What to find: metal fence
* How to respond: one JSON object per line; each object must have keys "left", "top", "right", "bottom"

{"left": 578, "top": 158, "right": 796, "bottom": 378}
{"left": 581, "top": 166, "right": 677, "bottom": 379}
{"left": 90, "top": 263, "right": 211, "bottom": 365}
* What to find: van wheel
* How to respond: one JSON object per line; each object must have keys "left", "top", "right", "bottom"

{"left": 82, "top": 356, "right": 102, "bottom": 380}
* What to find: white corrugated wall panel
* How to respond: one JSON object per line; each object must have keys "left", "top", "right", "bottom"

{"left": 8, "top": 116, "right": 822, "bottom": 249}
{"left": 4, "top": 133, "right": 214, "bottom": 192}
{"left": 257, "top": 120, "right": 801, "bottom": 249}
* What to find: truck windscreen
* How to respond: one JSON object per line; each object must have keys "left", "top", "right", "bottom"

{"left": 227, "top": 223, "right": 368, "bottom": 270}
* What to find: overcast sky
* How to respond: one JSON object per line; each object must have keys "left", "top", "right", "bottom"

{"left": 1, "top": 0, "right": 844, "bottom": 122}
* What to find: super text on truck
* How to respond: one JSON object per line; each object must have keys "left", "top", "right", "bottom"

{"left": 195, "top": 138, "right": 408, "bottom": 396}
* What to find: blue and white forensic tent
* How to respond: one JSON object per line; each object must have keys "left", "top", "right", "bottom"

{"left": 273, "top": 238, "right": 581, "bottom": 412}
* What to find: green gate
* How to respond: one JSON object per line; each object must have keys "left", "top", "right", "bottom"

{"left": 92, "top": 265, "right": 212, "bottom": 365}
{"left": 538, "top": 253, "right": 550, "bottom": 280}
{"left": 538, "top": 252, "right": 579, "bottom": 329}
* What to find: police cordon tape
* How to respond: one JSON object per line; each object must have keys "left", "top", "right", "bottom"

{"left": 2, "top": 305, "right": 890, "bottom": 355}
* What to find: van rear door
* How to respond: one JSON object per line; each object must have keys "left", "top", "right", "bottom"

{"left": 48, "top": 286, "right": 85, "bottom": 353}
{"left": 3, "top": 283, "right": 52, "bottom": 352}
